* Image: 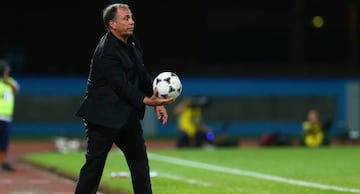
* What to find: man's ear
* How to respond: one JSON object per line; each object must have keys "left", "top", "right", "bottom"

{"left": 109, "top": 20, "right": 116, "bottom": 30}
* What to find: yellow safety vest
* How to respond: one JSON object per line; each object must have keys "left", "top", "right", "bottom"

{"left": 0, "top": 78, "right": 16, "bottom": 116}
{"left": 302, "top": 121, "right": 324, "bottom": 147}
{"left": 177, "top": 107, "right": 202, "bottom": 137}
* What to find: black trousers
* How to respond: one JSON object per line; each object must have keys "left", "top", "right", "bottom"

{"left": 75, "top": 113, "right": 152, "bottom": 194}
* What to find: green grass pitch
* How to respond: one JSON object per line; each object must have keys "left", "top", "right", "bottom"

{"left": 24, "top": 146, "right": 360, "bottom": 194}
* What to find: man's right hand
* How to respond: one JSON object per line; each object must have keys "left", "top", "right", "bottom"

{"left": 143, "top": 90, "right": 174, "bottom": 106}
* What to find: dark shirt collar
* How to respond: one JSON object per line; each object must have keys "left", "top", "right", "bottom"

{"left": 107, "top": 31, "right": 133, "bottom": 49}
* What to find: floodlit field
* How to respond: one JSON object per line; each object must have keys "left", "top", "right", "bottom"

{"left": 24, "top": 146, "right": 360, "bottom": 194}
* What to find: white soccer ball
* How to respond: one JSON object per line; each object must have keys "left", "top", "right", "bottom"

{"left": 153, "top": 71, "right": 182, "bottom": 99}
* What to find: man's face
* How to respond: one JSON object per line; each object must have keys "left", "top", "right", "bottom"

{"left": 110, "top": 7, "right": 135, "bottom": 39}
{"left": 308, "top": 111, "right": 319, "bottom": 123}
{"left": 1, "top": 65, "right": 10, "bottom": 76}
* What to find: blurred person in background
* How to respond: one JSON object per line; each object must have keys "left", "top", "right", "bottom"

{"left": 74, "top": 3, "right": 173, "bottom": 194}
{"left": 0, "top": 60, "right": 20, "bottom": 171}
{"left": 301, "top": 109, "right": 331, "bottom": 147}
{"left": 173, "top": 96, "right": 214, "bottom": 148}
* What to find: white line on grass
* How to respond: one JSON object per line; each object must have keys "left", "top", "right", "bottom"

{"left": 148, "top": 153, "right": 360, "bottom": 193}
{"left": 160, "top": 172, "right": 213, "bottom": 187}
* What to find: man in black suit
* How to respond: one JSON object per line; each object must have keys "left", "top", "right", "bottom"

{"left": 74, "top": 3, "right": 173, "bottom": 194}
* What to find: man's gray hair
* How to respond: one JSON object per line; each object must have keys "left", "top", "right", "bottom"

{"left": 102, "top": 3, "right": 130, "bottom": 29}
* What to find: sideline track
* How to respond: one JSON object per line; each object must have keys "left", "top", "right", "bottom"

{"left": 148, "top": 153, "right": 360, "bottom": 193}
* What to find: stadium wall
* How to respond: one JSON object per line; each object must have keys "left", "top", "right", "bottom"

{"left": 12, "top": 76, "right": 360, "bottom": 139}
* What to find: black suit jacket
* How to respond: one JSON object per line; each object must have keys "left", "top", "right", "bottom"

{"left": 76, "top": 32, "right": 153, "bottom": 129}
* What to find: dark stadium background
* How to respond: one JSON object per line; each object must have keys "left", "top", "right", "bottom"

{"left": 0, "top": 0, "right": 359, "bottom": 139}
{"left": 0, "top": 0, "right": 359, "bottom": 77}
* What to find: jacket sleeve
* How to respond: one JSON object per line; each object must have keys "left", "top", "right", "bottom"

{"left": 130, "top": 37, "right": 153, "bottom": 97}
{"left": 100, "top": 54, "right": 146, "bottom": 111}
{"left": 138, "top": 64, "right": 154, "bottom": 97}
